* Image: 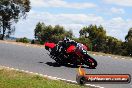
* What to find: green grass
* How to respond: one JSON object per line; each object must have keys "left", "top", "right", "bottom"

{"left": 0, "top": 68, "right": 87, "bottom": 88}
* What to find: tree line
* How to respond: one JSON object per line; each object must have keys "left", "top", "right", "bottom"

{"left": 34, "top": 22, "right": 132, "bottom": 57}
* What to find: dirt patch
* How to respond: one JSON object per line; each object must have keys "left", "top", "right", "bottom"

{"left": 0, "top": 40, "right": 44, "bottom": 48}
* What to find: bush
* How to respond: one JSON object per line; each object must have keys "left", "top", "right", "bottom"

{"left": 31, "top": 39, "right": 35, "bottom": 44}
{"left": 16, "top": 37, "right": 29, "bottom": 43}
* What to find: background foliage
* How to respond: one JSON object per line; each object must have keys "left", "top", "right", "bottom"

{"left": 34, "top": 22, "right": 132, "bottom": 57}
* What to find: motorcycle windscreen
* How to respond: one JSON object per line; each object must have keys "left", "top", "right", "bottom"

{"left": 44, "top": 42, "right": 56, "bottom": 49}
{"left": 66, "top": 45, "right": 76, "bottom": 53}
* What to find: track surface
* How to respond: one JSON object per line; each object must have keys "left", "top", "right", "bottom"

{"left": 0, "top": 42, "right": 132, "bottom": 88}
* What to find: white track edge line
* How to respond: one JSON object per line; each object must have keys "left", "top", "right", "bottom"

{"left": 0, "top": 65, "right": 104, "bottom": 88}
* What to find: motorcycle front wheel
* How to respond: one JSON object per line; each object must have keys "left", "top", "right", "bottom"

{"left": 84, "top": 57, "right": 97, "bottom": 68}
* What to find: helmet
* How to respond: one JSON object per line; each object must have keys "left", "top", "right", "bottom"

{"left": 64, "top": 37, "right": 70, "bottom": 43}
{"left": 66, "top": 38, "right": 70, "bottom": 42}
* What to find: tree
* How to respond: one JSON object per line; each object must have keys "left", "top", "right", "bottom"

{"left": 0, "top": 0, "right": 30, "bottom": 40}
{"left": 34, "top": 22, "right": 73, "bottom": 44}
{"left": 79, "top": 25, "right": 106, "bottom": 51}
{"left": 105, "top": 36, "right": 122, "bottom": 54}
{"left": 125, "top": 28, "right": 132, "bottom": 56}
{"left": 79, "top": 24, "right": 125, "bottom": 54}
{"left": 34, "top": 22, "right": 45, "bottom": 40}
{"left": 120, "top": 42, "right": 128, "bottom": 56}
{"left": 125, "top": 28, "right": 132, "bottom": 46}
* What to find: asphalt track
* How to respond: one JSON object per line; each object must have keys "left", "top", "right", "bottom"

{"left": 0, "top": 42, "right": 132, "bottom": 88}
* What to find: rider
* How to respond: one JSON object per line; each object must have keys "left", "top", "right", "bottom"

{"left": 57, "top": 37, "right": 77, "bottom": 54}
{"left": 62, "top": 37, "right": 77, "bottom": 50}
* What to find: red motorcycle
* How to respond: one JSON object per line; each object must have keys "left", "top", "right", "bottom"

{"left": 44, "top": 42, "right": 97, "bottom": 68}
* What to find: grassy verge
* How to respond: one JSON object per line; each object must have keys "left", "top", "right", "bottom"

{"left": 88, "top": 51, "right": 132, "bottom": 59}
{"left": 0, "top": 68, "right": 87, "bottom": 88}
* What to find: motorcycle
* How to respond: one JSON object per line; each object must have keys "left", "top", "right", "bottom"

{"left": 44, "top": 41, "right": 97, "bottom": 68}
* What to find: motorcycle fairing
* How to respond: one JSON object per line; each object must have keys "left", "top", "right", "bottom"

{"left": 66, "top": 45, "right": 76, "bottom": 53}
{"left": 44, "top": 42, "right": 56, "bottom": 49}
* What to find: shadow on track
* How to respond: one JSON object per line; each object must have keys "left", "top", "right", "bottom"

{"left": 42, "top": 53, "right": 96, "bottom": 69}
{"left": 45, "top": 62, "right": 94, "bottom": 69}
{"left": 45, "top": 62, "right": 61, "bottom": 67}
{"left": 38, "top": 61, "right": 44, "bottom": 63}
